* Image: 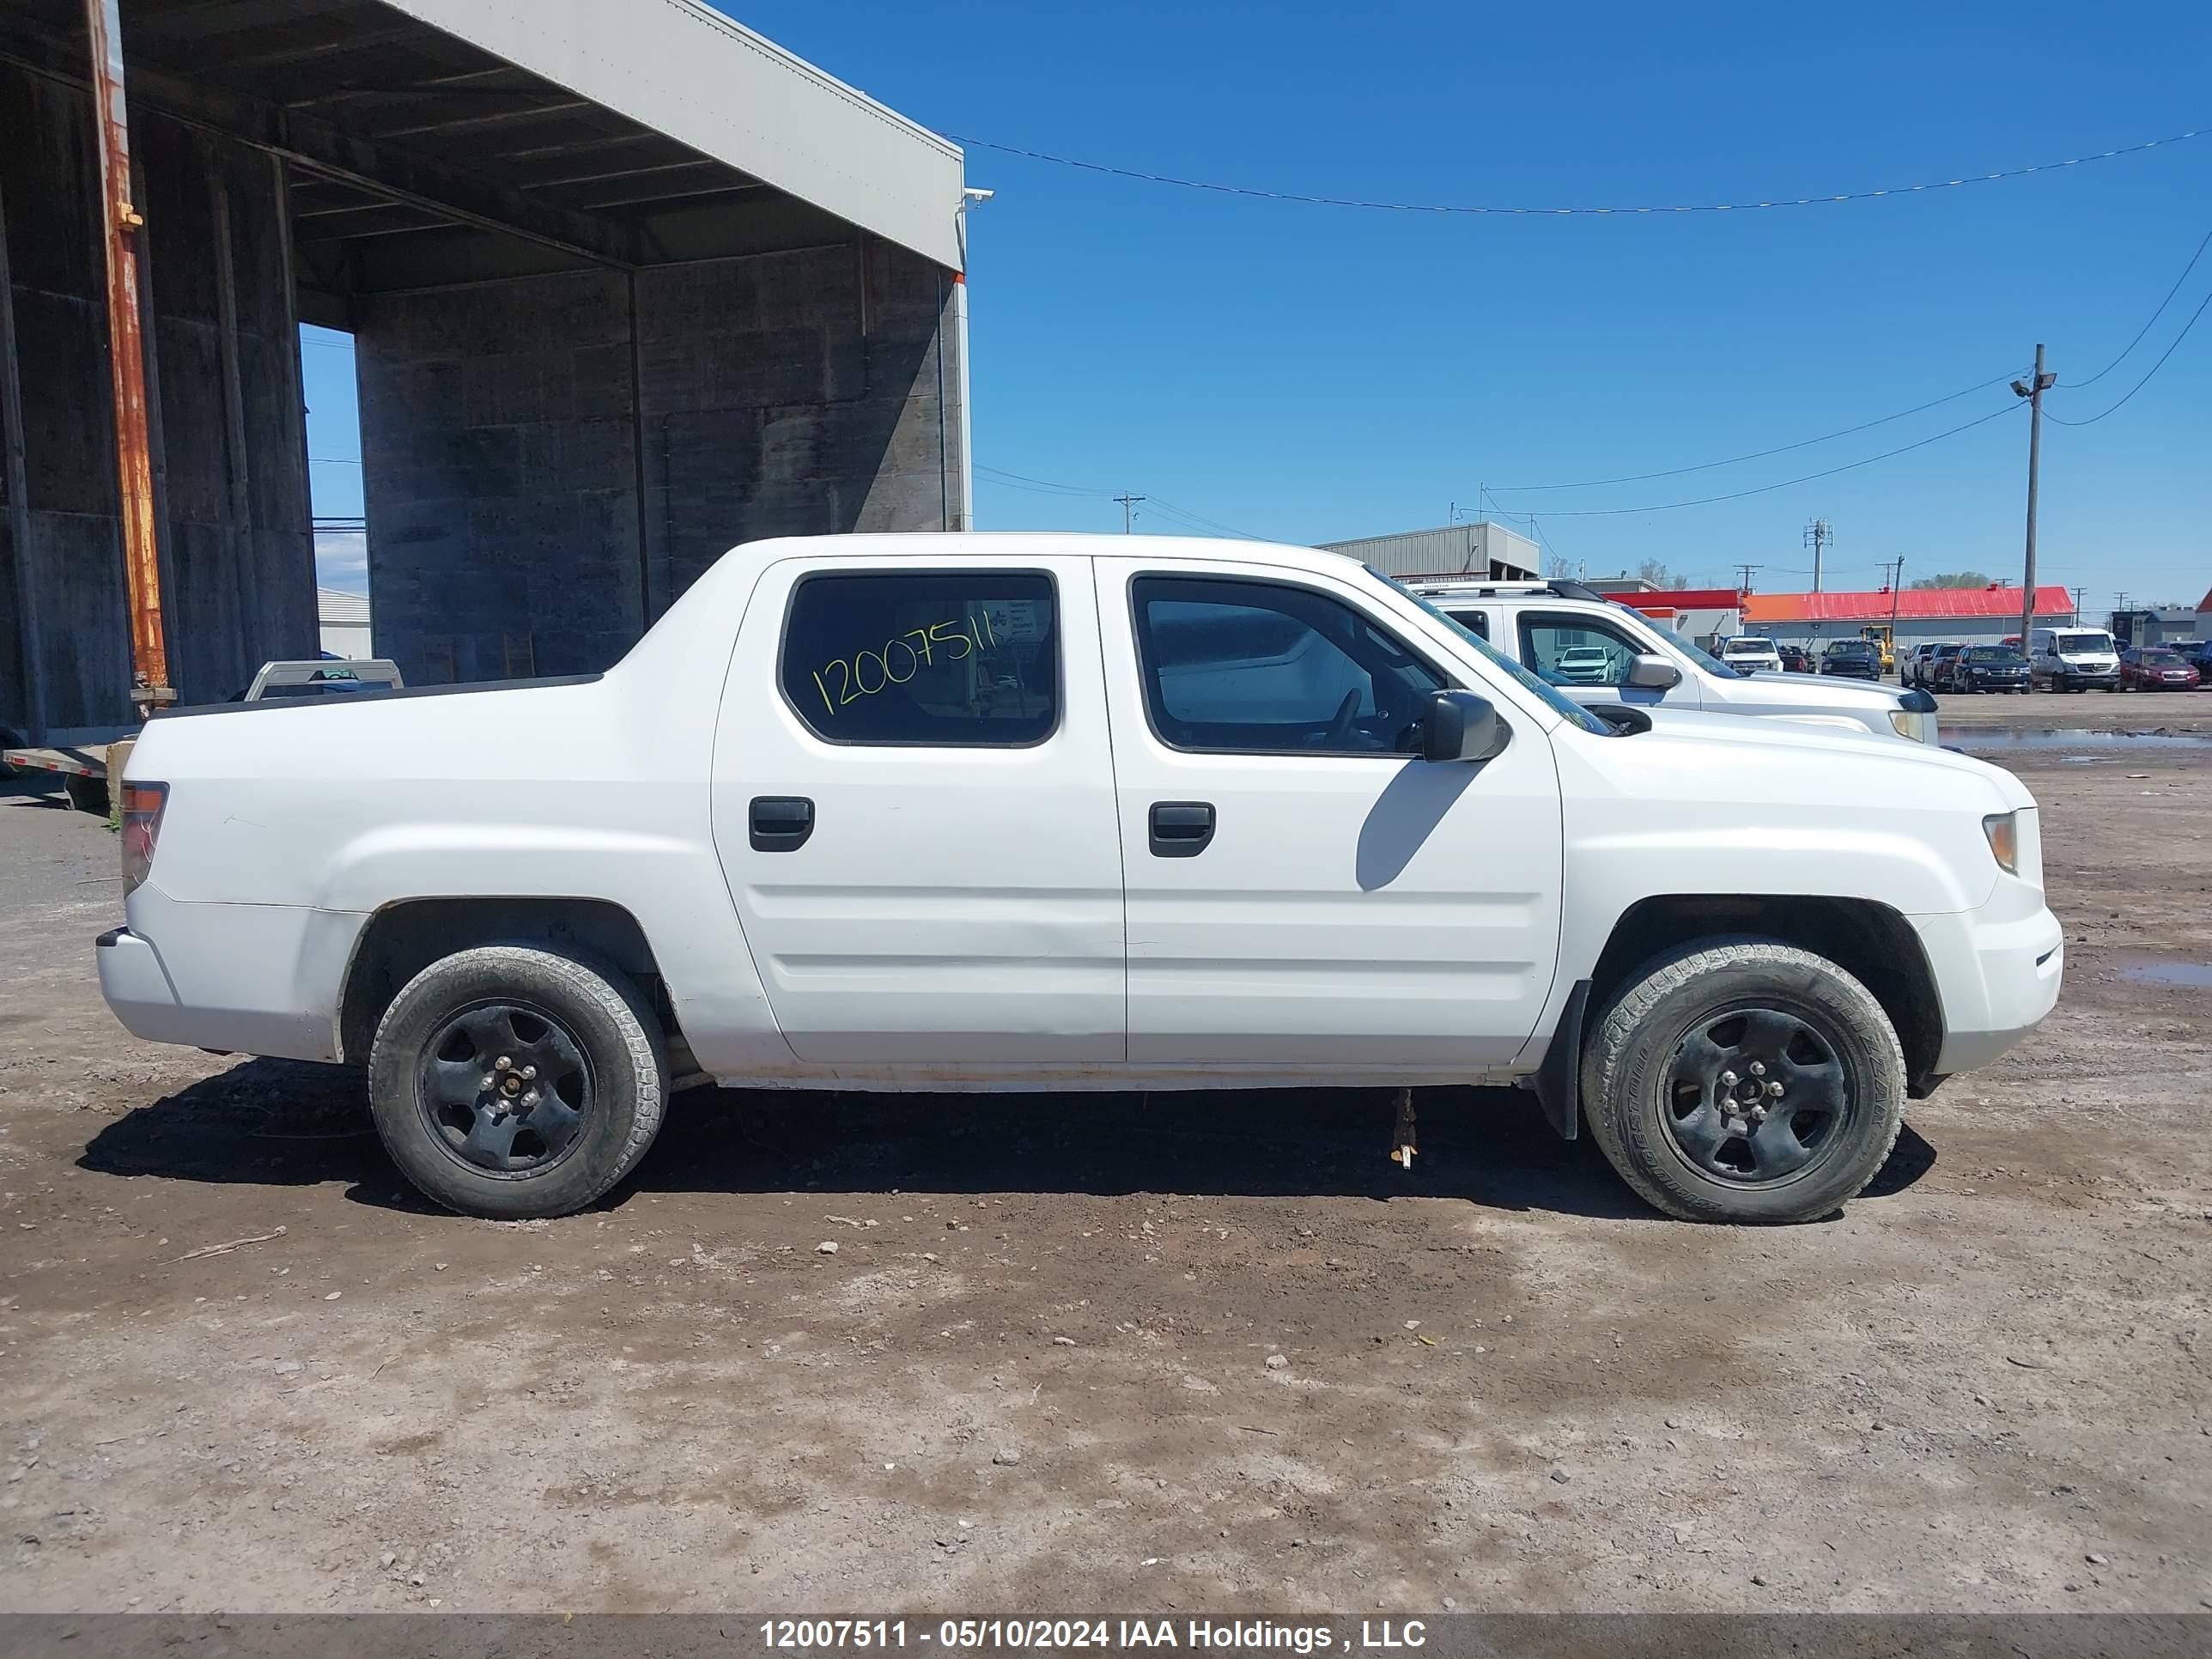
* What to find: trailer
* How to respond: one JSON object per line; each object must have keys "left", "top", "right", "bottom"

{"left": 6, "top": 659, "right": 402, "bottom": 814}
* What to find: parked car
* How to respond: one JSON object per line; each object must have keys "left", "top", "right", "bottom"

{"left": 1776, "top": 644, "right": 1814, "bottom": 674}
{"left": 1552, "top": 645, "right": 1614, "bottom": 684}
{"left": 1718, "top": 636, "right": 1784, "bottom": 675}
{"left": 1909, "top": 642, "right": 1964, "bottom": 691}
{"left": 1820, "top": 639, "right": 1883, "bottom": 681}
{"left": 1411, "top": 580, "right": 1938, "bottom": 744}
{"left": 1900, "top": 643, "right": 1948, "bottom": 689}
{"left": 2180, "top": 641, "right": 2212, "bottom": 684}
{"left": 2029, "top": 628, "right": 2121, "bottom": 691}
{"left": 1949, "top": 645, "right": 2031, "bottom": 694}
{"left": 100, "top": 533, "right": 2056, "bottom": 1227}
{"left": 2119, "top": 647, "right": 2202, "bottom": 691}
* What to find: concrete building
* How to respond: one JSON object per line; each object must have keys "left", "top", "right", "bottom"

{"left": 1318, "top": 522, "right": 1541, "bottom": 583}
{"left": 2, "top": 0, "right": 969, "bottom": 740}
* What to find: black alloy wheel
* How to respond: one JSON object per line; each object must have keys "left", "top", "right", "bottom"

{"left": 1662, "top": 1006, "right": 1851, "bottom": 1186}
{"left": 416, "top": 1000, "right": 594, "bottom": 1175}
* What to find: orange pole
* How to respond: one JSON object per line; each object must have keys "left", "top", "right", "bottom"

{"left": 84, "top": 0, "right": 171, "bottom": 711}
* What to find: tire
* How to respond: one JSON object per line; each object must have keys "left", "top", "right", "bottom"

{"left": 368, "top": 945, "right": 667, "bottom": 1219}
{"left": 1580, "top": 939, "right": 1906, "bottom": 1224}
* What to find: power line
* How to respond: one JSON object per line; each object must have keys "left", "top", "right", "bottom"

{"left": 2045, "top": 286, "right": 2212, "bottom": 426}
{"left": 2066, "top": 222, "right": 2212, "bottom": 388}
{"left": 944, "top": 122, "right": 2209, "bottom": 218}
{"left": 975, "top": 465, "right": 1109, "bottom": 497}
{"left": 1489, "top": 372, "right": 2023, "bottom": 491}
{"left": 1523, "top": 403, "right": 2024, "bottom": 517}
{"left": 1141, "top": 495, "right": 1270, "bottom": 541}
{"left": 975, "top": 463, "right": 1268, "bottom": 539}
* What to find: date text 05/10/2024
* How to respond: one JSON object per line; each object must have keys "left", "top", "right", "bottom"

{"left": 758, "top": 1622, "right": 1430, "bottom": 1652}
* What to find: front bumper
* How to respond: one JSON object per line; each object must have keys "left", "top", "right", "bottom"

{"left": 1909, "top": 888, "right": 2063, "bottom": 1075}
{"left": 2046, "top": 665, "right": 2116, "bottom": 684}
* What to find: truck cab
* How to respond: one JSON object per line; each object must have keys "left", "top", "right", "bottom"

{"left": 1407, "top": 580, "right": 1937, "bottom": 744}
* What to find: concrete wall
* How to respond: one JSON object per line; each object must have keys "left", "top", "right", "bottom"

{"left": 356, "top": 235, "right": 960, "bottom": 684}
{"left": 0, "top": 59, "right": 314, "bottom": 738}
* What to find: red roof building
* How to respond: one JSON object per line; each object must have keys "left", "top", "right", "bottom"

{"left": 1742, "top": 585, "right": 2072, "bottom": 625}
{"left": 1616, "top": 586, "right": 1744, "bottom": 618}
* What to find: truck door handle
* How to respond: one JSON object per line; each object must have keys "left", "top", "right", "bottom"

{"left": 1149, "top": 801, "right": 1215, "bottom": 857}
{"left": 749, "top": 796, "right": 814, "bottom": 852}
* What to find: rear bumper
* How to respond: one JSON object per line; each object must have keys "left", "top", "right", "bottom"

{"left": 96, "top": 927, "right": 196, "bottom": 1047}
{"left": 1910, "top": 891, "right": 2063, "bottom": 1074}
{"left": 96, "top": 890, "right": 364, "bottom": 1061}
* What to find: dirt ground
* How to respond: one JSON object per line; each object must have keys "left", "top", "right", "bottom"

{"left": 1, "top": 695, "right": 2206, "bottom": 1615}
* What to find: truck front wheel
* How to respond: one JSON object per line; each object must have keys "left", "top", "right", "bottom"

{"left": 368, "top": 945, "right": 668, "bottom": 1219}
{"left": 1580, "top": 940, "right": 1905, "bottom": 1224}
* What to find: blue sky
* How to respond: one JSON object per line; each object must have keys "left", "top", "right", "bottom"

{"left": 310, "top": 0, "right": 2211, "bottom": 614}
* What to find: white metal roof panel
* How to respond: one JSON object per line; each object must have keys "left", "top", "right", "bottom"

{"left": 379, "top": 0, "right": 965, "bottom": 269}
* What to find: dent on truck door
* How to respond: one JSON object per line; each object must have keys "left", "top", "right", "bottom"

{"left": 708, "top": 556, "right": 1127, "bottom": 1066}
{"left": 1095, "top": 561, "right": 1565, "bottom": 1069}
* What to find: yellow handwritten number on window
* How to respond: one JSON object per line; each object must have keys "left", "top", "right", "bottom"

{"left": 811, "top": 611, "right": 999, "bottom": 717}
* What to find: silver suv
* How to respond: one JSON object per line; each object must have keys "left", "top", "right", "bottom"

{"left": 1404, "top": 579, "right": 1939, "bottom": 744}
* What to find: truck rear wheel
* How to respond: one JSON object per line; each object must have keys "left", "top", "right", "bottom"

{"left": 1580, "top": 939, "right": 1905, "bottom": 1224}
{"left": 368, "top": 945, "right": 667, "bottom": 1219}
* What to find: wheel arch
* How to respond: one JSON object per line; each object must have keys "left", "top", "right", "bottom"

{"left": 337, "top": 896, "right": 683, "bottom": 1067}
{"left": 1588, "top": 894, "right": 1945, "bottom": 1096}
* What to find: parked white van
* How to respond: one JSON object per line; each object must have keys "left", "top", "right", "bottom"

{"left": 2029, "top": 628, "right": 2121, "bottom": 691}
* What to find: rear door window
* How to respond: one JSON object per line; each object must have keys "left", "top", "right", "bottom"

{"left": 781, "top": 570, "right": 1058, "bottom": 745}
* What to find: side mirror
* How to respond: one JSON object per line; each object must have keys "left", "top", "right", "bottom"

{"left": 1627, "top": 653, "right": 1682, "bottom": 690}
{"left": 1419, "top": 690, "right": 1504, "bottom": 763}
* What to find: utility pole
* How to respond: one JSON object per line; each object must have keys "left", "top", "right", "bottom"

{"left": 1735, "top": 563, "right": 1760, "bottom": 593}
{"left": 2070, "top": 586, "right": 2085, "bottom": 624}
{"left": 1886, "top": 557, "right": 1905, "bottom": 629}
{"left": 84, "top": 0, "right": 172, "bottom": 716}
{"left": 2012, "top": 345, "right": 2055, "bottom": 652}
{"left": 1113, "top": 493, "right": 1145, "bottom": 534}
{"left": 1802, "top": 520, "right": 1832, "bottom": 592}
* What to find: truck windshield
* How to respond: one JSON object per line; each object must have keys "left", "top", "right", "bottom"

{"left": 1372, "top": 573, "right": 1610, "bottom": 736}
{"left": 2052, "top": 631, "right": 2116, "bottom": 655}
{"left": 1664, "top": 630, "right": 1738, "bottom": 676}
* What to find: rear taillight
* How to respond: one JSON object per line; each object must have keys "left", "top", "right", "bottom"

{"left": 120, "top": 781, "right": 167, "bottom": 893}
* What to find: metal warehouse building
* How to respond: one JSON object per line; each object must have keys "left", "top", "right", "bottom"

{"left": 2, "top": 0, "right": 969, "bottom": 742}
{"left": 1743, "top": 585, "right": 2075, "bottom": 650}
{"left": 1319, "top": 521, "right": 1541, "bottom": 583}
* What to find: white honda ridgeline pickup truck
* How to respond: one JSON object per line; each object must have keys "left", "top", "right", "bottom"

{"left": 98, "top": 533, "right": 2062, "bottom": 1225}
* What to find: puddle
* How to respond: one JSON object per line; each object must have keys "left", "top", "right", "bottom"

{"left": 1948, "top": 727, "right": 2212, "bottom": 751}
{"left": 2119, "top": 960, "right": 2212, "bottom": 989}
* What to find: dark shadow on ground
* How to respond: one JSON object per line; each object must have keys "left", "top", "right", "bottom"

{"left": 78, "top": 1058, "right": 1935, "bottom": 1222}
{"left": 1859, "top": 1122, "right": 1936, "bottom": 1197}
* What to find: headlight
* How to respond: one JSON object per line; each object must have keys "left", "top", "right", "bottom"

{"left": 1888, "top": 709, "right": 1937, "bottom": 744}
{"left": 1984, "top": 811, "right": 2019, "bottom": 874}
